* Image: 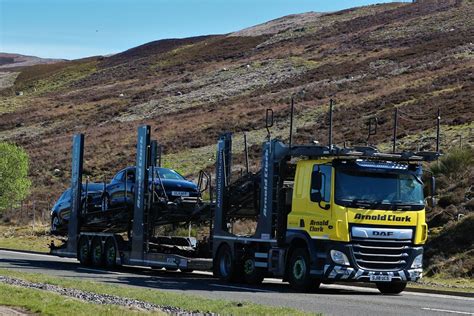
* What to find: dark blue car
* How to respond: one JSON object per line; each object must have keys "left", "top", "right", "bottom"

{"left": 50, "top": 183, "right": 104, "bottom": 234}
{"left": 102, "top": 167, "right": 200, "bottom": 210}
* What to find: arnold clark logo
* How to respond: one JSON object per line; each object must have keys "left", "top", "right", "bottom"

{"left": 354, "top": 213, "right": 412, "bottom": 222}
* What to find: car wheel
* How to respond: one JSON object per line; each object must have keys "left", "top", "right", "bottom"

{"left": 91, "top": 237, "right": 104, "bottom": 267}
{"left": 51, "top": 215, "right": 61, "bottom": 234}
{"left": 288, "top": 248, "right": 320, "bottom": 292}
{"left": 78, "top": 236, "right": 91, "bottom": 266}
{"left": 104, "top": 237, "right": 118, "bottom": 268}
{"left": 376, "top": 282, "right": 407, "bottom": 294}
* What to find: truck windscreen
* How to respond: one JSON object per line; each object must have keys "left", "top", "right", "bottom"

{"left": 335, "top": 169, "right": 424, "bottom": 210}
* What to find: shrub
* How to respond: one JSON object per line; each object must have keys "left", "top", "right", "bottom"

{"left": 431, "top": 147, "right": 474, "bottom": 180}
{"left": 0, "top": 142, "right": 31, "bottom": 211}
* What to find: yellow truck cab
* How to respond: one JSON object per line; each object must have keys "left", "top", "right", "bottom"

{"left": 286, "top": 157, "right": 428, "bottom": 293}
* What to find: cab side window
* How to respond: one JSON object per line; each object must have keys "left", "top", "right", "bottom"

{"left": 311, "top": 165, "right": 332, "bottom": 203}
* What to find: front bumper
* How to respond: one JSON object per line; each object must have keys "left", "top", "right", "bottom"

{"left": 322, "top": 264, "right": 422, "bottom": 282}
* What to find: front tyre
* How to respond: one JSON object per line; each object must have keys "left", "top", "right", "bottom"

{"left": 376, "top": 281, "right": 407, "bottom": 294}
{"left": 214, "top": 244, "right": 238, "bottom": 282}
{"left": 288, "top": 248, "right": 320, "bottom": 292}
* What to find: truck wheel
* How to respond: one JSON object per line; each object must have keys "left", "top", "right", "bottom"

{"left": 214, "top": 244, "right": 237, "bottom": 282}
{"left": 104, "top": 238, "right": 117, "bottom": 268}
{"left": 91, "top": 237, "right": 104, "bottom": 267}
{"left": 78, "top": 236, "right": 91, "bottom": 266}
{"left": 243, "top": 256, "right": 264, "bottom": 285}
{"left": 376, "top": 282, "right": 407, "bottom": 294}
{"left": 288, "top": 248, "right": 320, "bottom": 292}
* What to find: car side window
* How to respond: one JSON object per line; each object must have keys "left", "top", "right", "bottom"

{"left": 114, "top": 171, "right": 124, "bottom": 182}
{"left": 126, "top": 169, "right": 135, "bottom": 182}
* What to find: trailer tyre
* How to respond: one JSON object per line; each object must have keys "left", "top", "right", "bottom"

{"left": 243, "top": 256, "right": 264, "bottom": 285}
{"left": 78, "top": 236, "right": 91, "bottom": 266}
{"left": 91, "top": 237, "right": 104, "bottom": 267}
{"left": 104, "top": 238, "right": 117, "bottom": 268}
{"left": 288, "top": 248, "right": 320, "bottom": 292}
{"left": 376, "top": 281, "right": 407, "bottom": 294}
{"left": 214, "top": 244, "right": 237, "bottom": 282}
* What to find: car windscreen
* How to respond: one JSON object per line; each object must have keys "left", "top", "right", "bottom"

{"left": 154, "top": 168, "right": 185, "bottom": 180}
{"left": 335, "top": 169, "right": 424, "bottom": 210}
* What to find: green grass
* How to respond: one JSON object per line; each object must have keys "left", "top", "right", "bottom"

{"left": 409, "top": 276, "right": 474, "bottom": 294}
{"left": 0, "top": 225, "right": 55, "bottom": 253}
{"left": 0, "top": 283, "right": 160, "bottom": 315}
{"left": 0, "top": 269, "right": 313, "bottom": 315}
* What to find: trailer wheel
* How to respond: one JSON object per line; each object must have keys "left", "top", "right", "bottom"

{"left": 288, "top": 248, "right": 320, "bottom": 292}
{"left": 78, "top": 236, "right": 91, "bottom": 266}
{"left": 214, "top": 244, "right": 237, "bottom": 282}
{"left": 243, "top": 256, "right": 264, "bottom": 285}
{"left": 376, "top": 281, "right": 407, "bottom": 294}
{"left": 104, "top": 238, "right": 117, "bottom": 268}
{"left": 91, "top": 237, "right": 104, "bottom": 267}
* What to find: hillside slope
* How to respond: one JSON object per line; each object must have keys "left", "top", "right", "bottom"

{"left": 0, "top": 0, "right": 472, "bottom": 207}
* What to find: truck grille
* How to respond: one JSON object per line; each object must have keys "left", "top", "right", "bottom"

{"left": 352, "top": 238, "right": 411, "bottom": 271}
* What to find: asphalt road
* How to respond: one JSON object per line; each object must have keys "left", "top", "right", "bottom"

{"left": 0, "top": 249, "right": 473, "bottom": 315}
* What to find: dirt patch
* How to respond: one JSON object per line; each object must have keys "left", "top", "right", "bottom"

{"left": 0, "top": 306, "right": 33, "bottom": 316}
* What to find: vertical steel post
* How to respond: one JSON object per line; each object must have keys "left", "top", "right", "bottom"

{"left": 131, "top": 125, "right": 150, "bottom": 261}
{"left": 328, "top": 99, "right": 334, "bottom": 148}
{"left": 392, "top": 108, "right": 398, "bottom": 153}
{"left": 436, "top": 108, "right": 441, "bottom": 153}
{"left": 289, "top": 97, "right": 294, "bottom": 149}
{"left": 243, "top": 132, "right": 249, "bottom": 174}
{"left": 67, "top": 134, "right": 84, "bottom": 255}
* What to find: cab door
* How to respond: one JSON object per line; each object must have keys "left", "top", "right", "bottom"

{"left": 288, "top": 161, "right": 333, "bottom": 239}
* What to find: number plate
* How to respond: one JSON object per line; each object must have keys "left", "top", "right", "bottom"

{"left": 171, "top": 191, "right": 190, "bottom": 197}
{"left": 370, "top": 274, "right": 392, "bottom": 282}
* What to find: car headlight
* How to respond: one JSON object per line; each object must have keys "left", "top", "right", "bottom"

{"left": 330, "top": 250, "right": 350, "bottom": 266}
{"left": 411, "top": 254, "right": 423, "bottom": 269}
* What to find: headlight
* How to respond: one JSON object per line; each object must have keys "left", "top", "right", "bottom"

{"left": 330, "top": 250, "right": 350, "bottom": 266}
{"left": 411, "top": 254, "right": 423, "bottom": 269}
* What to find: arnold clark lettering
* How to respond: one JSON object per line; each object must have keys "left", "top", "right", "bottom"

{"left": 310, "top": 219, "right": 329, "bottom": 232}
{"left": 354, "top": 213, "right": 412, "bottom": 222}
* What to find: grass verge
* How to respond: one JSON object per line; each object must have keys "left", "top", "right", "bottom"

{"left": 409, "top": 276, "right": 474, "bottom": 294}
{"left": 0, "top": 283, "right": 160, "bottom": 315}
{"left": 0, "top": 269, "right": 313, "bottom": 315}
{"left": 0, "top": 224, "right": 56, "bottom": 253}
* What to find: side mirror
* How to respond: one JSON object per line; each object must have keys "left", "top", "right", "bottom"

{"left": 427, "top": 176, "right": 436, "bottom": 207}
{"left": 311, "top": 170, "right": 322, "bottom": 191}
{"left": 311, "top": 191, "right": 322, "bottom": 203}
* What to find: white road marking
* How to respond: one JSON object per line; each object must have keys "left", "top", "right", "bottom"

{"left": 421, "top": 307, "right": 474, "bottom": 315}
{"left": 210, "top": 283, "right": 275, "bottom": 293}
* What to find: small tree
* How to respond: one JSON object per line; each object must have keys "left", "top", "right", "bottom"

{"left": 0, "top": 142, "right": 31, "bottom": 211}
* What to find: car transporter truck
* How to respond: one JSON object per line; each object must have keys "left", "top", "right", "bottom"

{"left": 51, "top": 99, "right": 439, "bottom": 294}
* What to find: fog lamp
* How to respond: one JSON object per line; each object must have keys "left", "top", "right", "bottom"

{"left": 411, "top": 254, "right": 423, "bottom": 269}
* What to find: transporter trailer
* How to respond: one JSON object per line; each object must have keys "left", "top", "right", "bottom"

{"left": 51, "top": 100, "right": 440, "bottom": 294}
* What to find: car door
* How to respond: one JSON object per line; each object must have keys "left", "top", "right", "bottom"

{"left": 58, "top": 189, "right": 72, "bottom": 221}
{"left": 108, "top": 171, "right": 124, "bottom": 207}
{"left": 124, "top": 168, "right": 135, "bottom": 207}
